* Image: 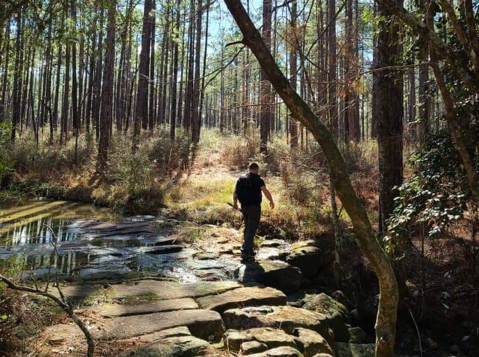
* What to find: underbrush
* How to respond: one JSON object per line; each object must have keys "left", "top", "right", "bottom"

{"left": 164, "top": 131, "right": 380, "bottom": 240}
{"left": 2, "top": 128, "right": 196, "bottom": 214}
{"left": 2, "top": 126, "right": 381, "bottom": 227}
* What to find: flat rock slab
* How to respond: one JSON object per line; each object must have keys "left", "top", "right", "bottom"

{"left": 58, "top": 280, "right": 240, "bottom": 300}
{"left": 223, "top": 306, "right": 329, "bottom": 337}
{"left": 241, "top": 341, "right": 269, "bottom": 355}
{"left": 124, "top": 335, "right": 210, "bottom": 357}
{"left": 85, "top": 298, "right": 199, "bottom": 317}
{"left": 235, "top": 260, "right": 302, "bottom": 293}
{"left": 247, "top": 327, "right": 298, "bottom": 349}
{"left": 118, "top": 326, "right": 192, "bottom": 345}
{"left": 286, "top": 246, "right": 322, "bottom": 278}
{"left": 197, "top": 286, "right": 287, "bottom": 313}
{"left": 247, "top": 346, "right": 304, "bottom": 357}
{"left": 223, "top": 327, "right": 298, "bottom": 352}
{"left": 97, "top": 309, "right": 225, "bottom": 341}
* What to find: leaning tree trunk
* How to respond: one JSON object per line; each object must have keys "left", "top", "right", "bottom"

{"left": 222, "top": 2, "right": 398, "bottom": 356}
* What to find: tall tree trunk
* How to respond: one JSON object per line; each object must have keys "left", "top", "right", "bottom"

{"left": 97, "top": 0, "right": 116, "bottom": 173}
{"left": 198, "top": 0, "right": 210, "bottom": 138}
{"left": 61, "top": 12, "right": 71, "bottom": 146}
{"left": 11, "top": 12, "right": 23, "bottom": 142}
{"left": 133, "top": 0, "right": 153, "bottom": 149}
{"left": 328, "top": 0, "right": 338, "bottom": 135}
{"left": 371, "top": 3, "right": 378, "bottom": 139}
{"left": 417, "top": 46, "right": 429, "bottom": 143}
{"left": 92, "top": 10, "right": 104, "bottom": 141}
{"left": 408, "top": 54, "right": 416, "bottom": 141}
{"left": 260, "top": 0, "right": 272, "bottom": 153}
{"left": 170, "top": 0, "right": 180, "bottom": 141}
{"left": 289, "top": 0, "right": 299, "bottom": 148}
{"left": 71, "top": 0, "right": 79, "bottom": 163}
{"left": 148, "top": 0, "right": 156, "bottom": 130}
{"left": 191, "top": 0, "right": 203, "bottom": 143}
{"left": 0, "top": 22, "right": 10, "bottom": 123}
{"left": 375, "top": 0, "right": 404, "bottom": 234}
{"left": 183, "top": 0, "right": 195, "bottom": 132}
{"left": 85, "top": 27, "right": 96, "bottom": 136}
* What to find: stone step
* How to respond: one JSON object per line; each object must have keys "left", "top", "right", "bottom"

{"left": 223, "top": 306, "right": 330, "bottom": 338}
{"left": 246, "top": 346, "right": 304, "bottom": 357}
{"left": 96, "top": 309, "right": 224, "bottom": 341}
{"left": 57, "top": 280, "right": 240, "bottom": 300}
{"left": 82, "top": 298, "right": 199, "bottom": 317}
{"left": 124, "top": 335, "right": 210, "bottom": 357}
{"left": 196, "top": 286, "right": 287, "bottom": 313}
{"left": 224, "top": 327, "right": 334, "bottom": 357}
{"left": 235, "top": 260, "right": 302, "bottom": 293}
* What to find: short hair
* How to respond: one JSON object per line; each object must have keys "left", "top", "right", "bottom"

{"left": 249, "top": 162, "right": 259, "bottom": 170}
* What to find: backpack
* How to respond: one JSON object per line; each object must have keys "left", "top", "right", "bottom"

{"left": 236, "top": 174, "right": 253, "bottom": 205}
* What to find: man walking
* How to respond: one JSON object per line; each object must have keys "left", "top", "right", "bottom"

{"left": 233, "top": 163, "right": 275, "bottom": 261}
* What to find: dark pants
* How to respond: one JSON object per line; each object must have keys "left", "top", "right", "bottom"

{"left": 241, "top": 205, "right": 261, "bottom": 254}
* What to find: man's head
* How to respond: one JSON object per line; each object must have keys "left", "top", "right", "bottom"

{"left": 249, "top": 162, "right": 259, "bottom": 174}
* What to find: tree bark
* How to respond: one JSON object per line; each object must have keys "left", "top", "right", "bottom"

{"left": 170, "top": 0, "right": 180, "bottom": 141}
{"left": 289, "top": 0, "right": 299, "bottom": 148}
{"left": 191, "top": 0, "right": 203, "bottom": 143}
{"left": 376, "top": 0, "right": 404, "bottom": 234}
{"left": 133, "top": 0, "right": 153, "bottom": 149}
{"left": 97, "top": 0, "right": 116, "bottom": 174}
{"left": 260, "top": 0, "right": 272, "bottom": 154}
{"left": 328, "top": 0, "right": 338, "bottom": 135}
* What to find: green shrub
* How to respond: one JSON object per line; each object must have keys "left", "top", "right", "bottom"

{"left": 385, "top": 128, "right": 478, "bottom": 253}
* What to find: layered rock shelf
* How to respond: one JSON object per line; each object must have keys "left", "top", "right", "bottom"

{"left": 36, "top": 217, "right": 374, "bottom": 357}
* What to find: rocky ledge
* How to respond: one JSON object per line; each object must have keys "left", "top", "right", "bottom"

{"left": 37, "top": 217, "right": 374, "bottom": 357}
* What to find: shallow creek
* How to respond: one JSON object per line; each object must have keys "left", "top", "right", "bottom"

{"left": 0, "top": 200, "right": 246, "bottom": 283}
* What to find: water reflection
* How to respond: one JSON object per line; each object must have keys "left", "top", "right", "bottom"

{"left": 0, "top": 200, "right": 239, "bottom": 282}
{"left": 0, "top": 200, "right": 125, "bottom": 275}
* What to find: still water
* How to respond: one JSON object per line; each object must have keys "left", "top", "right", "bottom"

{"left": 0, "top": 200, "right": 235, "bottom": 282}
{"left": 0, "top": 200, "right": 123, "bottom": 276}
